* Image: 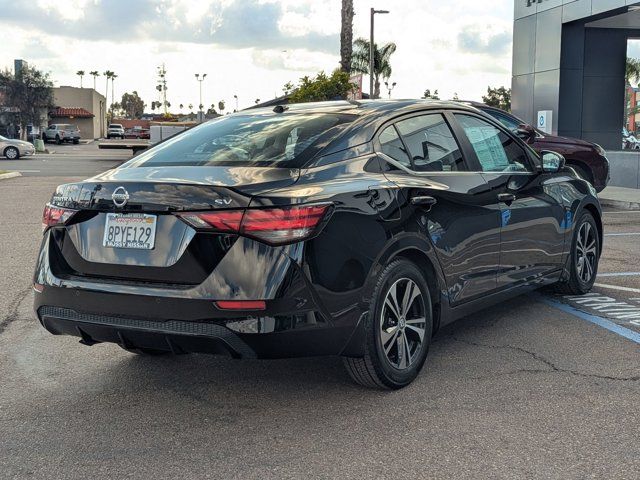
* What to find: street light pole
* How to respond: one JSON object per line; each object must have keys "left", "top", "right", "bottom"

{"left": 369, "top": 8, "right": 389, "bottom": 100}
{"left": 233, "top": 94, "right": 238, "bottom": 112}
{"left": 195, "top": 73, "right": 207, "bottom": 122}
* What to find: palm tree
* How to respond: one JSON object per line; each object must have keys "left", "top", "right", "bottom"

{"left": 76, "top": 70, "right": 85, "bottom": 88}
{"left": 626, "top": 57, "right": 640, "bottom": 86}
{"left": 111, "top": 73, "right": 118, "bottom": 118}
{"left": 89, "top": 70, "right": 100, "bottom": 90}
{"left": 218, "top": 100, "right": 225, "bottom": 114}
{"left": 179, "top": 103, "right": 184, "bottom": 112}
{"left": 351, "top": 38, "right": 397, "bottom": 99}
{"left": 340, "top": 0, "right": 354, "bottom": 72}
{"left": 188, "top": 103, "right": 193, "bottom": 113}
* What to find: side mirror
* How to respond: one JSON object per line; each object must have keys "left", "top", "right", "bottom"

{"left": 515, "top": 123, "right": 536, "bottom": 144}
{"left": 541, "top": 150, "right": 565, "bottom": 173}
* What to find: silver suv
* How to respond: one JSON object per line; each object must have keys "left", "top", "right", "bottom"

{"left": 107, "top": 124, "right": 125, "bottom": 139}
{"left": 43, "top": 124, "right": 80, "bottom": 144}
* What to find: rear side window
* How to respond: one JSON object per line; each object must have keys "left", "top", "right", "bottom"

{"left": 379, "top": 126, "right": 411, "bottom": 168}
{"left": 394, "top": 114, "right": 465, "bottom": 172}
{"left": 127, "top": 113, "right": 356, "bottom": 168}
{"left": 455, "top": 114, "right": 531, "bottom": 173}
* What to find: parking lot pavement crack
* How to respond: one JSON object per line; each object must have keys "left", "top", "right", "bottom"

{"left": 450, "top": 337, "right": 640, "bottom": 382}
{"left": 0, "top": 286, "right": 32, "bottom": 336}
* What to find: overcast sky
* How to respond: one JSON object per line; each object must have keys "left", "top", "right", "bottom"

{"left": 0, "top": 0, "right": 517, "bottom": 111}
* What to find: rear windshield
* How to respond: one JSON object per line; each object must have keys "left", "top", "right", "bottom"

{"left": 109, "top": 124, "right": 123, "bottom": 128}
{"left": 126, "top": 113, "right": 356, "bottom": 168}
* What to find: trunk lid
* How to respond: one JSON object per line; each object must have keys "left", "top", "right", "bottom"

{"left": 52, "top": 166, "right": 300, "bottom": 211}
{"left": 47, "top": 166, "right": 300, "bottom": 286}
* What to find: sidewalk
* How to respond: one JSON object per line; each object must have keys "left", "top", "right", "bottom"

{"left": 599, "top": 186, "right": 640, "bottom": 210}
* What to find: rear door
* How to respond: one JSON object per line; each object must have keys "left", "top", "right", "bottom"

{"left": 376, "top": 111, "right": 502, "bottom": 305}
{"left": 451, "top": 113, "right": 566, "bottom": 290}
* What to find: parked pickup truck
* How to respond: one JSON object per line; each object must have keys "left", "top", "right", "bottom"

{"left": 43, "top": 124, "right": 80, "bottom": 145}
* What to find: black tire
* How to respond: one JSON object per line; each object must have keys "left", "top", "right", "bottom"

{"left": 55, "top": 135, "right": 61, "bottom": 145}
{"left": 343, "top": 258, "right": 433, "bottom": 390}
{"left": 120, "top": 346, "right": 172, "bottom": 356}
{"left": 4, "top": 146, "right": 19, "bottom": 160}
{"left": 554, "top": 211, "right": 600, "bottom": 295}
{"left": 73, "top": 140, "right": 79, "bottom": 144}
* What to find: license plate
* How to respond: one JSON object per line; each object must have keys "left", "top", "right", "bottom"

{"left": 103, "top": 213, "right": 157, "bottom": 250}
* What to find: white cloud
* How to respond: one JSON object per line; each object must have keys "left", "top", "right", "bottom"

{"left": 1, "top": 0, "right": 517, "bottom": 110}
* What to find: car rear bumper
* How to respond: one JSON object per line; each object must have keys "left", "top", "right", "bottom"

{"left": 34, "top": 293, "right": 363, "bottom": 359}
{"left": 33, "top": 232, "right": 366, "bottom": 359}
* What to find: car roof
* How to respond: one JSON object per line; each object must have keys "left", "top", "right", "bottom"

{"left": 245, "top": 99, "right": 481, "bottom": 118}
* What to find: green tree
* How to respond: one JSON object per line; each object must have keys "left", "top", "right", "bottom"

{"left": 421, "top": 89, "right": 440, "bottom": 100}
{"left": 482, "top": 86, "right": 511, "bottom": 111}
{"left": 340, "top": 0, "right": 354, "bottom": 72}
{"left": 626, "top": 57, "right": 640, "bottom": 86}
{"left": 288, "top": 70, "right": 356, "bottom": 103}
{"left": 0, "top": 65, "right": 54, "bottom": 134}
{"left": 120, "top": 91, "right": 146, "bottom": 118}
{"left": 625, "top": 58, "right": 640, "bottom": 127}
{"left": 351, "top": 38, "right": 396, "bottom": 99}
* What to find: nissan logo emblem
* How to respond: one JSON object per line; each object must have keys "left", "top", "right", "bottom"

{"left": 112, "top": 186, "right": 130, "bottom": 208}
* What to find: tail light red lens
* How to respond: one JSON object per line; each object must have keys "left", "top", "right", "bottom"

{"left": 42, "top": 204, "right": 77, "bottom": 231}
{"left": 177, "top": 203, "right": 333, "bottom": 246}
{"left": 215, "top": 300, "right": 266, "bottom": 311}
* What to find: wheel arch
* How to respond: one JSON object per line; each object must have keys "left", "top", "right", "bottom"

{"left": 565, "top": 158, "right": 594, "bottom": 184}
{"left": 390, "top": 247, "right": 443, "bottom": 335}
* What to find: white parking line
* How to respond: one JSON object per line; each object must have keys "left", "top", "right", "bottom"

{"left": 598, "top": 272, "right": 640, "bottom": 277}
{"left": 594, "top": 283, "right": 640, "bottom": 294}
{"left": 605, "top": 233, "right": 640, "bottom": 237}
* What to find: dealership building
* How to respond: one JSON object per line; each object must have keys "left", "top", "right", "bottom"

{"left": 512, "top": 0, "right": 640, "bottom": 150}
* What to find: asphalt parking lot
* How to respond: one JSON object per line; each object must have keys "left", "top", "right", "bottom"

{"left": 0, "top": 172, "right": 639, "bottom": 479}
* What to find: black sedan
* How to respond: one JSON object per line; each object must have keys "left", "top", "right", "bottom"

{"left": 34, "top": 100, "right": 602, "bottom": 389}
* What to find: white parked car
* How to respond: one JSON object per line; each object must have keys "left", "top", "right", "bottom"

{"left": 43, "top": 124, "right": 80, "bottom": 144}
{"left": 0, "top": 135, "right": 36, "bottom": 159}
{"left": 107, "top": 124, "right": 125, "bottom": 139}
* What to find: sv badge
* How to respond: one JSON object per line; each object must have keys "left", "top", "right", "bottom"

{"left": 214, "top": 198, "right": 233, "bottom": 206}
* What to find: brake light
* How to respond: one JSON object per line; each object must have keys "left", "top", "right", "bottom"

{"left": 215, "top": 300, "right": 266, "bottom": 311}
{"left": 177, "top": 204, "right": 333, "bottom": 246}
{"left": 42, "top": 204, "right": 77, "bottom": 231}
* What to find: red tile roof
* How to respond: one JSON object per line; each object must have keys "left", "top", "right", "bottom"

{"left": 50, "top": 107, "right": 94, "bottom": 118}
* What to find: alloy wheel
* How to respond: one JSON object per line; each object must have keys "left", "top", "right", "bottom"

{"left": 576, "top": 222, "right": 597, "bottom": 283}
{"left": 5, "top": 147, "right": 18, "bottom": 159}
{"left": 379, "top": 278, "right": 427, "bottom": 370}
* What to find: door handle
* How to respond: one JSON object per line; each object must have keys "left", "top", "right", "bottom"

{"left": 498, "top": 193, "right": 516, "bottom": 204}
{"left": 410, "top": 195, "right": 437, "bottom": 208}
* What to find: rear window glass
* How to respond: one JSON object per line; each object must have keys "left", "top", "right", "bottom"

{"left": 109, "top": 124, "right": 123, "bottom": 128}
{"left": 126, "top": 113, "right": 356, "bottom": 168}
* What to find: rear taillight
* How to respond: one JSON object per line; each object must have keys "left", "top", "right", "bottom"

{"left": 177, "top": 203, "right": 333, "bottom": 246}
{"left": 215, "top": 300, "right": 266, "bottom": 311}
{"left": 42, "top": 204, "right": 77, "bottom": 231}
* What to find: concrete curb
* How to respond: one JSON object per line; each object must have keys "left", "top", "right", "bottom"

{"left": 0, "top": 171, "right": 22, "bottom": 181}
{"left": 599, "top": 197, "right": 640, "bottom": 210}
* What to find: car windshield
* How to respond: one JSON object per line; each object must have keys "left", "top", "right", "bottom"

{"left": 110, "top": 124, "right": 122, "bottom": 128}
{"left": 126, "top": 112, "right": 356, "bottom": 168}
{"left": 0, "top": 135, "right": 7, "bottom": 141}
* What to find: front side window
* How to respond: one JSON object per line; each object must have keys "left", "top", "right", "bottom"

{"left": 455, "top": 114, "right": 531, "bottom": 173}
{"left": 126, "top": 113, "right": 356, "bottom": 168}
{"left": 394, "top": 114, "right": 464, "bottom": 171}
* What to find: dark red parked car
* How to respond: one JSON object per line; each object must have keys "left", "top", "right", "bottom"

{"left": 466, "top": 102, "right": 610, "bottom": 192}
